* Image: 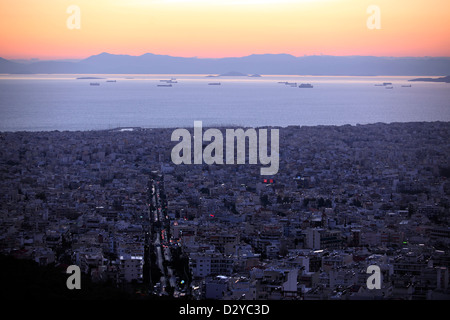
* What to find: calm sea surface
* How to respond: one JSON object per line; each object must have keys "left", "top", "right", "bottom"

{"left": 0, "top": 74, "right": 449, "bottom": 131}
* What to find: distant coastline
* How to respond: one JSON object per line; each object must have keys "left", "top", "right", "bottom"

{"left": 409, "top": 76, "right": 450, "bottom": 83}
{"left": 2, "top": 121, "right": 450, "bottom": 134}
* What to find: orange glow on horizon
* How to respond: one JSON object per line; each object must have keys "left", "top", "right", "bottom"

{"left": 0, "top": 0, "right": 449, "bottom": 60}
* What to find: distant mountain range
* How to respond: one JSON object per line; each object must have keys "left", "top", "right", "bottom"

{"left": 1, "top": 53, "right": 450, "bottom": 76}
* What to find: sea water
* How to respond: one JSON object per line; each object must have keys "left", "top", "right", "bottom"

{"left": 0, "top": 74, "right": 449, "bottom": 131}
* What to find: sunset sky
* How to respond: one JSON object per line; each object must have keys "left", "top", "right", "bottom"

{"left": 0, "top": 0, "right": 449, "bottom": 60}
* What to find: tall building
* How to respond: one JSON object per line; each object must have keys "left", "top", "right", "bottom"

{"left": 304, "top": 228, "right": 342, "bottom": 250}
{"left": 119, "top": 254, "right": 144, "bottom": 283}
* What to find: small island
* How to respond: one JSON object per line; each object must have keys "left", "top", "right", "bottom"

{"left": 76, "top": 76, "right": 105, "bottom": 80}
{"left": 206, "top": 72, "right": 262, "bottom": 77}
{"left": 218, "top": 71, "right": 248, "bottom": 77}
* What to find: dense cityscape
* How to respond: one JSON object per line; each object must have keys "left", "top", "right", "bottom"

{"left": 1, "top": 121, "right": 449, "bottom": 300}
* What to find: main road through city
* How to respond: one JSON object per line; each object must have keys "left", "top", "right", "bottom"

{"left": 145, "top": 174, "right": 177, "bottom": 296}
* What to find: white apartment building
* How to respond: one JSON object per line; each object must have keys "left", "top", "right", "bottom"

{"left": 189, "top": 251, "right": 233, "bottom": 278}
